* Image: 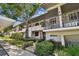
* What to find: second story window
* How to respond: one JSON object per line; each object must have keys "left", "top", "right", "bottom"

{"left": 68, "top": 12, "right": 78, "bottom": 21}
{"left": 77, "top": 12, "right": 79, "bottom": 19}
{"left": 40, "top": 22, "right": 45, "bottom": 27}
{"left": 50, "top": 17, "right": 57, "bottom": 24}
{"left": 69, "top": 14, "right": 74, "bottom": 20}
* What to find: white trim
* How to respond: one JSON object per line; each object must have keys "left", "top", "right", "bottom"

{"left": 43, "top": 26, "right": 79, "bottom": 32}
{"left": 47, "top": 3, "right": 66, "bottom": 11}
{"left": 60, "top": 35, "right": 65, "bottom": 46}
{"left": 58, "top": 6, "right": 63, "bottom": 27}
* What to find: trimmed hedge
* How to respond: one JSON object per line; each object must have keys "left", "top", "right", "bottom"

{"left": 10, "top": 32, "right": 24, "bottom": 40}
{"left": 35, "top": 41, "right": 54, "bottom": 56}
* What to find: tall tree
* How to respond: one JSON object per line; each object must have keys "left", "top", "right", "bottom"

{"left": 0, "top": 3, "right": 40, "bottom": 38}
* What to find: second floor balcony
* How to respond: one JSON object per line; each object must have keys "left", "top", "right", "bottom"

{"left": 29, "top": 25, "right": 44, "bottom": 31}
{"left": 43, "top": 14, "right": 79, "bottom": 30}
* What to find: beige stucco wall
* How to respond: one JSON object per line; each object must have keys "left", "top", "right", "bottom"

{"left": 65, "top": 35, "right": 79, "bottom": 42}
{"left": 46, "top": 32, "right": 61, "bottom": 42}
{"left": 46, "top": 29, "right": 79, "bottom": 35}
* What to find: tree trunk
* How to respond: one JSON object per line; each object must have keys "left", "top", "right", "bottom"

{"left": 25, "top": 19, "right": 29, "bottom": 39}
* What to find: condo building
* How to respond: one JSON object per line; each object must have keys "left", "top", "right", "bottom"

{"left": 27, "top": 3, "right": 79, "bottom": 46}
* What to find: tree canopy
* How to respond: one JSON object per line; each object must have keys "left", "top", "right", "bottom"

{"left": 0, "top": 3, "right": 40, "bottom": 32}
{"left": 0, "top": 3, "right": 40, "bottom": 21}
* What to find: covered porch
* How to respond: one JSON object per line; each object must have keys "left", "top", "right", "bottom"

{"left": 44, "top": 27, "right": 79, "bottom": 46}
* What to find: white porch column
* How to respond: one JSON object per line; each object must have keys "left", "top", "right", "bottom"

{"left": 46, "top": 32, "right": 50, "bottom": 40}
{"left": 58, "top": 6, "right": 63, "bottom": 28}
{"left": 58, "top": 6, "right": 65, "bottom": 46}
{"left": 60, "top": 35, "right": 65, "bottom": 46}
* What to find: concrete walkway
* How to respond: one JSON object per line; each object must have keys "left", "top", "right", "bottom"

{"left": 0, "top": 39, "right": 36, "bottom": 56}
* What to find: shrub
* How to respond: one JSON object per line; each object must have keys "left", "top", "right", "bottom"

{"left": 10, "top": 32, "right": 24, "bottom": 40}
{"left": 25, "top": 38, "right": 37, "bottom": 42}
{"left": 37, "top": 39, "right": 45, "bottom": 42}
{"left": 0, "top": 33, "right": 4, "bottom": 37}
{"left": 54, "top": 49, "right": 69, "bottom": 56}
{"left": 35, "top": 41, "right": 54, "bottom": 56}
{"left": 22, "top": 41, "right": 34, "bottom": 49}
{"left": 65, "top": 46, "right": 79, "bottom": 56}
{"left": 54, "top": 46, "right": 79, "bottom": 56}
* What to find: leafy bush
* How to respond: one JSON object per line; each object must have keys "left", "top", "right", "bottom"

{"left": 54, "top": 49, "right": 69, "bottom": 56}
{"left": 24, "top": 38, "right": 36, "bottom": 42}
{"left": 35, "top": 41, "right": 54, "bottom": 56}
{"left": 22, "top": 41, "right": 34, "bottom": 49}
{"left": 0, "top": 33, "right": 4, "bottom": 37}
{"left": 65, "top": 46, "right": 79, "bottom": 56}
{"left": 10, "top": 32, "right": 24, "bottom": 40}
{"left": 37, "top": 39, "right": 45, "bottom": 42}
{"left": 54, "top": 46, "right": 79, "bottom": 56}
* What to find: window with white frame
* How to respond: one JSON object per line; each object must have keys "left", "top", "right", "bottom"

{"left": 67, "top": 10, "right": 79, "bottom": 21}
{"left": 50, "top": 17, "right": 57, "bottom": 24}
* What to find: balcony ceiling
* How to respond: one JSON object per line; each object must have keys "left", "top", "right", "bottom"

{"left": 0, "top": 16, "right": 15, "bottom": 31}
{"left": 61, "top": 3, "right": 79, "bottom": 13}
{"left": 41, "top": 3, "right": 58, "bottom": 10}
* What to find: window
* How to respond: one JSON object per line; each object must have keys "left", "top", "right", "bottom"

{"left": 68, "top": 12, "right": 78, "bottom": 20}
{"left": 35, "top": 32, "right": 39, "bottom": 36}
{"left": 73, "top": 13, "right": 77, "bottom": 19}
{"left": 35, "top": 23, "right": 39, "bottom": 26}
{"left": 41, "top": 22, "right": 45, "bottom": 27}
{"left": 69, "top": 14, "right": 74, "bottom": 20}
{"left": 50, "top": 17, "right": 56, "bottom": 24}
{"left": 77, "top": 12, "right": 79, "bottom": 19}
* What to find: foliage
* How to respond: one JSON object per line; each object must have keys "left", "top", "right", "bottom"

{"left": 54, "top": 46, "right": 79, "bottom": 56}
{"left": 3, "top": 25, "right": 13, "bottom": 32}
{"left": 55, "top": 50, "right": 69, "bottom": 56}
{"left": 22, "top": 41, "right": 34, "bottom": 49}
{"left": 0, "top": 3, "right": 40, "bottom": 20}
{"left": 10, "top": 32, "right": 24, "bottom": 40}
{"left": 0, "top": 36, "right": 26, "bottom": 48}
{"left": 0, "top": 33, "right": 4, "bottom": 37}
{"left": 25, "top": 38, "right": 45, "bottom": 42}
{"left": 65, "top": 46, "right": 79, "bottom": 56}
{"left": 35, "top": 41, "right": 54, "bottom": 56}
{"left": 24, "top": 38, "right": 37, "bottom": 42}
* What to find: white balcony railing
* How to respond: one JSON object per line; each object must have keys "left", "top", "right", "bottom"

{"left": 63, "top": 20, "right": 79, "bottom": 27}
{"left": 44, "top": 23, "right": 60, "bottom": 30}
{"left": 29, "top": 25, "right": 44, "bottom": 31}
